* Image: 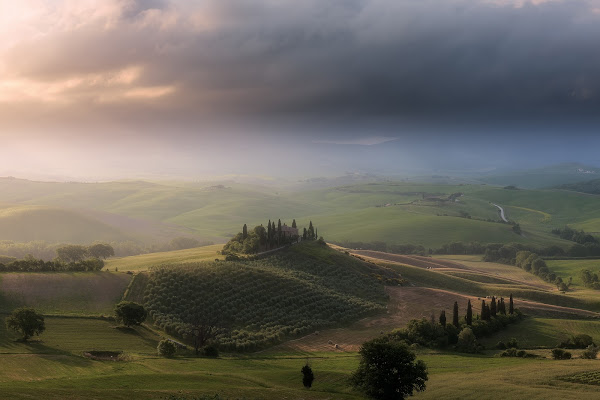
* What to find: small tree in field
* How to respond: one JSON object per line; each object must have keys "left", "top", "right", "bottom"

{"left": 452, "top": 301, "right": 459, "bottom": 328}
{"left": 157, "top": 339, "right": 177, "bottom": 357}
{"left": 114, "top": 301, "right": 147, "bottom": 327}
{"left": 6, "top": 307, "right": 45, "bottom": 341}
{"left": 301, "top": 363, "right": 315, "bottom": 388}
{"left": 351, "top": 339, "right": 428, "bottom": 399}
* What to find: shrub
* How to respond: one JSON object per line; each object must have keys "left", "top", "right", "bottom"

{"left": 157, "top": 339, "right": 177, "bottom": 357}
{"left": 301, "top": 364, "right": 315, "bottom": 388}
{"left": 114, "top": 301, "right": 148, "bottom": 327}
{"left": 559, "top": 334, "right": 595, "bottom": 349}
{"left": 203, "top": 344, "right": 219, "bottom": 357}
{"left": 581, "top": 344, "right": 599, "bottom": 359}
{"left": 551, "top": 348, "right": 572, "bottom": 360}
{"left": 507, "top": 337, "right": 519, "bottom": 349}
{"left": 457, "top": 327, "right": 479, "bottom": 353}
{"left": 496, "top": 341, "right": 507, "bottom": 350}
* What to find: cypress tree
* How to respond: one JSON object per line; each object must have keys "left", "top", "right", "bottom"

{"left": 490, "top": 296, "right": 497, "bottom": 317}
{"left": 452, "top": 301, "right": 459, "bottom": 328}
{"left": 303, "top": 228, "right": 307, "bottom": 240}
{"left": 309, "top": 221, "right": 314, "bottom": 239}
{"left": 466, "top": 300, "right": 473, "bottom": 326}
{"left": 481, "top": 300, "right": 486, "bottom": 320}
{"left": 301, "top": 364, "right": 315, "bottom": 388}
{"left": 267, "top": 219, "right": 272, "bottom": 239}
{"left": 509, "top": 294, "right": 514, "bottom": 315}
{"left": 439, "top": 310, "right": 446, "bottom": 327}
{"left": 242, "top": 224, "right": 248, "bottom": 240}
{"left": 272, "top": 221, "right": 276, "bottom": 245}
{"left": 292, "top": 219, "right": 297, "bottom": 229}
{"left": 277, "top": 219, "right": 282, "bottom": 245}
{"left": 499, "top": 297, "right": 506, "bottom": 315}
{"left": 315, "top": 228, "right": 318, "bottom": 238}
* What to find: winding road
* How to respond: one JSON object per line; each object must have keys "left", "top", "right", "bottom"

{"left": 492, "top": 203, "right": 508, "bottom": 222}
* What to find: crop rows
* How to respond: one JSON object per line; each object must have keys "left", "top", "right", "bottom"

{"left": 144, "top": 245, "right": 396, "bottom": 351}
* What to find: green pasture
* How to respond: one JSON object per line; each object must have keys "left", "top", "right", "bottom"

{"left": 105, "top": 244, "right": 224, "bottom": 272}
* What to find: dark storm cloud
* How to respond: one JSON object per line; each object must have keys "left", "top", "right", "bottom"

{"left": 3, "top": 0, "right": 600, "bottom": 134}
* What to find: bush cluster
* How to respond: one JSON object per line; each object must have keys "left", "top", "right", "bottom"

{"left": 384, "top": 301, "right": 523, "bottom": 353}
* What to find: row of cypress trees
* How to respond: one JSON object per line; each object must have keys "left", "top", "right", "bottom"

{"left": 438, "top": 294, "right": 515, "bottom": 328}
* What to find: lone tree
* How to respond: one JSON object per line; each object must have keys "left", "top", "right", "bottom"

{"left": 186, "top": 313, "right": 226, "bottom": 356}
{"left": 242, "top": 224, "right": 248, "bottom": 240}
{"left": 509, "top": 294, "right": 514, "bottom": 315}
{"left": 114, "top": 301, "right": 147, "bottom": 327}
{"left": 351, "top": 338, "right": 428, "bottom": 399}
{"left": 452, "top": 301, "right": 459, "bottom": 328}
{"left": 6, "top": 307, "right": 45, "bottom": 341}
{"left": 301, "top": 363, "right": 315, "bottom": 388}
{"left": 466, "top": 300, "right": 473, "bottom": 326}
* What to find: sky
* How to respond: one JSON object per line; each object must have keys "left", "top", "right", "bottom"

{"left": 1, "top": 0, "right": 600, "bottom": 180}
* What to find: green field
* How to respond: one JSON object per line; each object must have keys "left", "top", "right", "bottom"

{"left": 3, "top": 177, "right": 600, "bottom": 249}
{"left": 105, "top": 244, "right": 224, "bottom": 272}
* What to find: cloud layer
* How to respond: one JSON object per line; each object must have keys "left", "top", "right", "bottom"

{"left": 1, "top": 0, "right": 600, "bottom": 139}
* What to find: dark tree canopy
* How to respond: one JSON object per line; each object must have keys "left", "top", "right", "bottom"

{"left": 351, "top": 338, "right": 428, "bottom": 400}
{"left": 466, "top": 300, "right": 473, "bottom": 326}
{"left": 56, "top": 244, "right": 88, "bottom": 262}
{"left": 6, "top": 307, "right": 45, "bottom": 341}
{"left": 452, "top": 301, "right": 459, "bottom": 328}
{"left": 114, "top": 301, "right": 147, "bottom": 327}
{"left": 301, "top": 364, "right": 315, "bottom": 388}
{"left": 87, "top": 243, "right": 115, "bottom": 259}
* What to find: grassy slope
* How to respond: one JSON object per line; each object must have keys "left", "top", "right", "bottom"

{"left": 0, "top": 272, "right": 131, "bottom": 315}
{"left": 0, "top": 205, "right": 132, "bottom": 243}
{"left": 0, "top": 178, "right": 595, "bottom": 248}
{"left": 1, "top": 245, "right": 600, "bottom": 398}
{"left": 105, "top": 244, "right": 224, "bottom": 272}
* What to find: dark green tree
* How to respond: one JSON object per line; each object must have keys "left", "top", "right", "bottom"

{"left": 303, "top": 228, "right": 307, "bottom": 240}
{"left": 452, "top": 301, "right": 459, "bottom": 328}
{"left": 308, "top": 221, "right": 314, "bottom": 240}
{"left": 439, "top": 310, "right": 446, "bottom": 327}
{"left": 5, "top": 307, "right": 45, "bottom": 341}
{"left": 499, "top": 297, "right": 506, "bottom": 315}
{"left": 56, "top": 244, "right": 87, "bottom": 262}
{"left": 490, "top": 296, "right": 497, "bottom": 317}
{"left": 292, "top": 219, "right": 297, "bottom": 229}
{"left": 301, "top": 363, "right": 315, "bottom": 388}
{"left": 157, "top": 339, "right": 177, "bottom": 357}
{"left": 351, "top": 339, "right": 428, "bottom": 399}
{"left": 242, "top": 224, "right": 248, "bottom": 240}
{"left": 114, "top": 301, "right": 147, "bottom": 327}
{"left": 87, "top": 243, "right": 115, "bottom": 259}
{"left": 466, "top": 300, "right": 473, "bottom": 326}
{"left": 509, "top": 294, "right": 514, "bottom": 315}
{"left": 481, "top": 300, "right": 487, "bottom": 321}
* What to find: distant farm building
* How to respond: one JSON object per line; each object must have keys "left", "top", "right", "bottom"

{"left": 281, "top": 224, "right": 298, "bottom": 237}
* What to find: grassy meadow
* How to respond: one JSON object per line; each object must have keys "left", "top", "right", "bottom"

{"left": 3, "top": 177, "right": 600, "bottom": 249}
{"left": 2, "top": 242, "right": 600, "bottom": 398}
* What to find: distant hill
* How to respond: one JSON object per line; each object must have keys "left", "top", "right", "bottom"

{"left": 555, "top": 178, "right": 600, "bottom": 195}
{"left": 0, "top": 205, "right": 133, "bottom": 244}
{"left": 480, "top": 163, "right": 600, "bottom": 189}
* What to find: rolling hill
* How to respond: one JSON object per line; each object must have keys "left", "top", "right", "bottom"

{"left": 3, "top": 175, "right": 600, "bottom": 249}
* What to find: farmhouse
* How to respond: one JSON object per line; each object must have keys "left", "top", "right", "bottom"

{"left": 281, "top": 224, "right": 298, "bottom": 237}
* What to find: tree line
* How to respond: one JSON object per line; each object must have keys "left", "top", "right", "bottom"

{"left": 386, "top": 295, "right": 522, "bottom": 353}
{"left": 0, "top": 237, "right": 212, "bottom": 261}
{"left": 0, "top": 243, "right": 115, "bottom": 272}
